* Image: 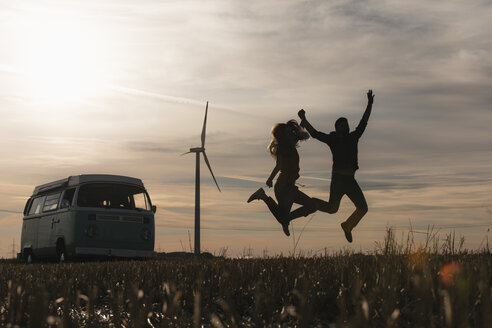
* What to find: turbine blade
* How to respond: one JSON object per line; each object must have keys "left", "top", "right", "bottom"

{"left": 202, "top": 151, "right": 221, "bottom": 192}
{"left": 201, "top": 101, "right": 208, "bottom": 148}
{"left": 181, "top": 151, "right": 192, "bottom": 156}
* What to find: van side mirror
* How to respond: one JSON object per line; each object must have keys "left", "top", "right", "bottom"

{"left": 151, "top": 205, "right": 157, "bottom": 214}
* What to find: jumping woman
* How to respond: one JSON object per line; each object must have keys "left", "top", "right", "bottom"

{"left": 247, "top": 119, "right": 317, "bottom": 236}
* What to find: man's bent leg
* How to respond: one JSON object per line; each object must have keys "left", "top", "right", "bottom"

{"left": 312, "top": 198, "right": 332, "bottom": 213}
{"left": 344, "top": 178, "right": 368, "bottom": 230}
{"left": 314, "top": 174, "right": 344, "bottom": 214}
{"left": 344, "top": 208, "right": 367, "bottom": 231}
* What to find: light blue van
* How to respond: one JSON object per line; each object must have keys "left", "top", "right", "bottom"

{"left": 20, "top": 174, "right": 156, "bottom": 262}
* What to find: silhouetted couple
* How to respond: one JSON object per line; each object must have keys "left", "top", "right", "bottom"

{"left": 248, "top": 90, "right": 374, "bottom": 242}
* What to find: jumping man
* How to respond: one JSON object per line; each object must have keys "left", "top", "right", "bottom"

{"left": 298, "top": 90, "right": 374, "bottom": 242}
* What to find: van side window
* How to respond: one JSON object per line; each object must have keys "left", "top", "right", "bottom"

{"left": 60, "top": 188, "right": 76, "bottom": 209}
{"left": 43, "top": 193, "right": 61, "bottom": 212}
{"left": 28, "top": 196, "right": 46, "bottom": 215}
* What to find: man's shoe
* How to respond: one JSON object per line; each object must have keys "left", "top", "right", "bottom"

{"left": 341, "top": 222, "right": 353, "bottom": 243}
{"left": 247, "top": 188, "right": 266, "bottom": 203}
{"left": 282, "top": 222, "right": 290, "bottom": 237}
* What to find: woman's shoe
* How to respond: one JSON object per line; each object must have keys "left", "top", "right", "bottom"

{"left": 247, "top": 188, "right": 266, "bottom": 203}
{"left": 282, "top": 222, "right": 290, "bottom": 237}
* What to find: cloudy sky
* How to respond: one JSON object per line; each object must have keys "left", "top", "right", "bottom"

{"left": 0, "top": 0, "right": 491, "bottom": 257}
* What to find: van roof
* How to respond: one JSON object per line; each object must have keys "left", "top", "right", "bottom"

{"left": 32, "top": 174, "right": 145, "bottom": 196}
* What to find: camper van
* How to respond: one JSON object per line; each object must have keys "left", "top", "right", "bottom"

{"left": 20, "top": 174, "right": 156, "bottom": 261}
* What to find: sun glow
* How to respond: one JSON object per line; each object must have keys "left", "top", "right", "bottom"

{"left": 18, "top": 16, "right": 110, "bottom": 105}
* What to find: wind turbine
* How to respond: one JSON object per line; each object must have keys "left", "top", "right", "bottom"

{"left": 182, "top": 101, "right": 221, "bottom": 255}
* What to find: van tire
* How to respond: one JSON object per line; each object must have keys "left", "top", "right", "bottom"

{"left": 56, "top": 239, "right": 66, "bottom": 263}
{"left": 24, "top": 249, "right": 33, "bottom": 263}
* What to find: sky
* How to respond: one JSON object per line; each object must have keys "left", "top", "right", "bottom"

{"left": 0, "top": 0, "right": 491, "bottom": 257}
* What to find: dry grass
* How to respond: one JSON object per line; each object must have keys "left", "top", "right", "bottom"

{"left": 0, "top": 230, "right": 491, "bottom": 327}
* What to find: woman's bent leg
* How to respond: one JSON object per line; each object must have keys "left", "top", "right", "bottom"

{"left": 274, "top": 181, "right": 297, "bottom": 235}
{"left": 288, "top": 189, "right": 317, "bottom": 222}
{"left": 262, "top": 196, "right": 283, "bottom": 224}
{"left": 274, "top": 183, "right": 295, "bottom": 222}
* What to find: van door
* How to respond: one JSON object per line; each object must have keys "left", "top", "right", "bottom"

{"left": 22, "top": 196, "right": 45, "bottom": 254}
{"left": 37, "top": 193, "right": 61, "bottom": 257}
{"left": 51, "top": 188, "right": 76, "bottom": 255}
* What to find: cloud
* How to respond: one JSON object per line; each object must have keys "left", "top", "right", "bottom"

{"left": 0, "top": 209, "right": 22, "bottom": 214}
{"left": 126, "top": 141, "right": 180, "bottom": 154}
{"left": 107, "top": 84, "right": 206, "bottom": 107}
{"left": 0, "top": 64, "right": 19, "bottom": 75}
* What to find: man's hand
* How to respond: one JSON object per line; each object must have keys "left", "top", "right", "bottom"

{"left": 298, "top": 109, "right": 306, "bottom": 120}
{"left": 266, "top": 178, "right": 273, "bottom": 188}
{"left": 367, "top": 89, "right": 375, "bottom": 103}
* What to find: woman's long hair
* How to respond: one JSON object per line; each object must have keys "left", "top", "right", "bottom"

{"left": 268, "top": 119, "right": 309, "bottom": 158}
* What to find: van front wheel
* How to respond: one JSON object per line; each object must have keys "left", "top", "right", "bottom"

{"left": 24, "top": 249, "right": 33, "bottom": 263}
{"left": 56, "top": 239, "right": 66, "bottom": 263}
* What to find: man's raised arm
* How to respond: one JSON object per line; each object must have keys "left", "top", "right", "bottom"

{"left": 354, "top": 89, "right": 374, "bottom": 139}
{"left": 298, "top": 109, "right": 330, "bottom": 143}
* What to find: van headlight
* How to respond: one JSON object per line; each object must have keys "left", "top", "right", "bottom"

{"left": 141, "top": 228, "right": 151, "bottom": 241}
{"left": 85, "top": 225, "right": 98, "bottom": 238}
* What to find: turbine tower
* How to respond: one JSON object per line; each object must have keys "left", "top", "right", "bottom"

{"left": 183, "top": 101, "right": 221, "bottom": 255}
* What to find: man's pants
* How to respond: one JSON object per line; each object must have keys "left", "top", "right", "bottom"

{"left": 314, "top": 173, "right": 368, "bottom": 230}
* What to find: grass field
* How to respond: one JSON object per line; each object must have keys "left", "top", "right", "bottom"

{"left": 1, "top": 231, "right": 491, "bottom": 327}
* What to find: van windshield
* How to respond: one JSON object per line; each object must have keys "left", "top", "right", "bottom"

{"left": 77, "top": 183, "right": 151, "bottom": 211}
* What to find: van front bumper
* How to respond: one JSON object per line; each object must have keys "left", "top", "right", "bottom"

{"left": 75, "top": 247, "right": 155, "bottom": 258}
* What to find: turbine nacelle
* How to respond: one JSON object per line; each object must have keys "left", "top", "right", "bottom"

{"left": 183, "top": 101, "right": 220, "bottom": 193}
